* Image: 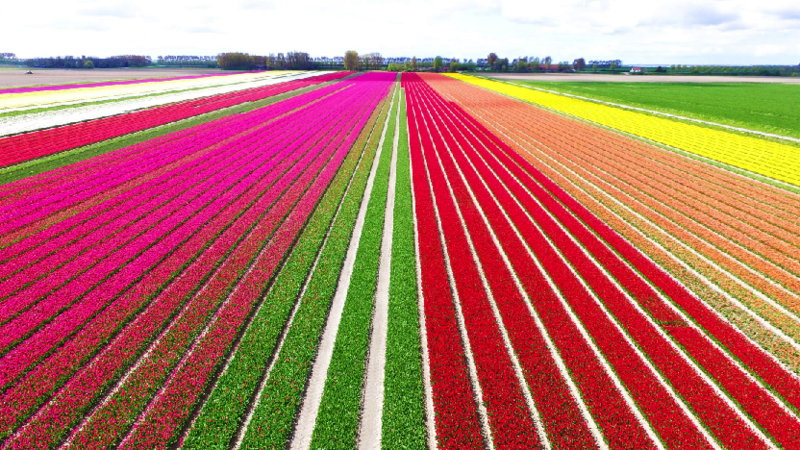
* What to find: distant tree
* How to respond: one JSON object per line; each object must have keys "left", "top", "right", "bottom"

{"left": 543, "top": 56, "right": 552, "bottom": 67}
{"left": 388, "top": 62, "right": 399, "bottom": 72}
{"left": 459, "top": 61, "right": 477, "bottom": 72}
{"left": 83, "top": 59, "right": 94, "bottom": 69}
{"left": 449, "top": 58, "right": 459, "bottom": 72}
{"left": 433, "top": 56, "right": 443, "bottom": 72}
{"left": 411, "top": 56, "right": 418, "bottom": 71}
{"left": 217, "top": 53, "right": 256, "bottom": 70}
{"left": 487, "top": 53, "right": 498, "bottom": 71}
{"left": 285, "top": 51, "right": 315, "bottom": 70}
{"left": 344, "top": 50, "right": 359, "bottom": 70}
{"left": 592, "top": 62, "right": 598, "bottom": 72}
{"left": 529, "top": 57, "right": 540, "bottom": 71}
{"left": 574, "top": 58, "right": 586, "bottom": 71}
{"left": 359, "top": 52, "right": 383, "bottom": 70}
{"left": 557, "top": 61, "right": 570, "bottom": 72}
{"left": 515, "top": 58, "right": 528, "bottom": 72}
{"left": 403, "top": 61, "right": 412, "bottom": 71}
{"left": 609, "top": 61, "right": 617, "bottom": 70}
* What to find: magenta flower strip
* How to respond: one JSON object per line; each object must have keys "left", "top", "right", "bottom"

{"left": 0, "top": 73, "right": 351, "bottom": 169}
{"left": 0, "top": 78, "right": 376, "bottom": 446}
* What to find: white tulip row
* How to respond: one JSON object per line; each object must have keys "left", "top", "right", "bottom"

{"left": 0, "top": 72, "right": 328, "bottom": 138}
{"left": 0, "top": 71, "right": 302, "bottom": 112}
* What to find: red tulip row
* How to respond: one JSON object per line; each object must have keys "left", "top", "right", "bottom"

{"left": 421, "top": 73, "right": 800, "bottom": 447}
{"left": 406, "top": 73, "right": 658, "bottom": 448}
{"left": 406, "top": 75, "right": 542, "bottom": 449}
{"left": 0, "top": 72, "right": 351, "bottom": 169}
{"left": 404, "top": 76, "right": 484, "bottom": 448}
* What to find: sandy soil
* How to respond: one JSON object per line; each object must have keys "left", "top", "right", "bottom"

{"left": 0, "top": 68, "right": 227, "bottom": 88}
{"left": 488, "top": 73, "right": 800, "bottom": 83}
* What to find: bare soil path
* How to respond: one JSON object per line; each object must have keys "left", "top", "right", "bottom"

{"left": 0, "top": 68, "right": 228, "bottom": 88}
{"left": 489, "top": 73, "right": 800, "bottom": 83}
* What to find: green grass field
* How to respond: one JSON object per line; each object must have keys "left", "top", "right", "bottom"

{"left": 506, "top": 80, "right": 800, "bottom": 139}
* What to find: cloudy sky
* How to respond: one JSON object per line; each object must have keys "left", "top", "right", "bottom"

{"left": 3, "top": 0, "right": 799, "bottom": 65}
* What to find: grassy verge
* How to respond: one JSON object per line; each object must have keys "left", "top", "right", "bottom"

{"left": 382, "top": 88, "right": 426, "bottom": 449}
{"left": 502, "top": 79, "right": 800, "bottom": 140}
{"left": 505, "top": 80, "right": 800, "bottom": 151}
{"left": 178, "top": 93, "right": 375, "bottom": 449}
{"left": 0, "top": 80, "right": 340, "bottom": 186}
{"left": 309, "top": 83, "right": 398, "bottom": 449}
{"left": 465, "top": 75, "right": 800, "bottom": 195}
{"left": 237, "top": 88, "right": 391, "bottom": 449}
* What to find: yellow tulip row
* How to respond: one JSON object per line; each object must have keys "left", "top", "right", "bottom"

{"left": 447, "top": 73, "right": 800, "bottom": 187}
{"left": 0, "top": 71, "right": 296, "bottom": 111}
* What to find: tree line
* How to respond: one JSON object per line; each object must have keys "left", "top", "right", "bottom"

{"left": 11, "top": 51, "right": 800, "bottom": 77}
{"left": 25, "top": 55, "right": 151, "bottom": 69}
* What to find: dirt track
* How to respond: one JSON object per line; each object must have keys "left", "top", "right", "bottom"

{"left": 489, "top": 73, "right": 800, "bottom": 83}
{"left": 0, "top": 68, "right": 226, "bottom": 88}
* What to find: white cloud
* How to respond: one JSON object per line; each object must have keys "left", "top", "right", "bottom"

{"left": 1, "top": 0, "right": 798, "bottom": 64}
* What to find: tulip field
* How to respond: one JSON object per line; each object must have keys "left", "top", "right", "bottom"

{"left": 0, "top": 69, "right": 799, "bottom": 449}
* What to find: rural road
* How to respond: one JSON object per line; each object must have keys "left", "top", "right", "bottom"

{"left": 490, "top": 73, "right": 800, "bottom": 83}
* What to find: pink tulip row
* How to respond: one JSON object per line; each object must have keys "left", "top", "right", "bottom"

{"left": 61, "top": 106, "right": 351, "bottom": 449}
{"left": 0, "top": 72, "right": 352, "bottom": 168}
{"left": 0, "top": 79, "right": 350, "bottom": 243}
{"left": 0, "top": 84, "right": 358, "bottom": 397}
{"left": 0, "top": 81, "right": 349, "bottom": 305}
{"left": 121, "top": 76, "right": 392, "bottom": 450}
{"left": 0, "top": 74, "right": 394, "bottom": 448}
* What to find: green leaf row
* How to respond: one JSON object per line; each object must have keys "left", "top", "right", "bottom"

{"left": 382, "top": 88, "right": 427, "bottom": 449}
{"left": 234, "top": 85, "right": 393, "bottom": 449}
{"left": 179, "top": 82, "right": 386, "bottom": 450}
{"left": 309, "top": 83, "right": 399, "bottom": 449}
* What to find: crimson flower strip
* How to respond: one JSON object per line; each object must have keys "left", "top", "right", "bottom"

{"left": 409, "top": 79, "right": 596, "bottom": 448}
{"left": 404, "top": 76, "right": 484, "bottom": 449}
{"left": 428, "top": 83, "right": 762, "bottom": 446}
{"left": 0, "top": 72, "right": 351, "bottom": 168}
{"left": 0, "top": 84, "right": 368, "bottom": 445}
{"left": 405, "top": 73, "right": 659, "bottom": 448}
{"left": 450, "top": 102, "right": 800, "bottom": 446}
{"left": 410, "top": 80, "right": 544, "bottom": 448}
{"left": 424, "top": 75, "right": 800, "bottom": 446}
{"left": 413, "top": 75, "right": 667, "bottom": 447}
